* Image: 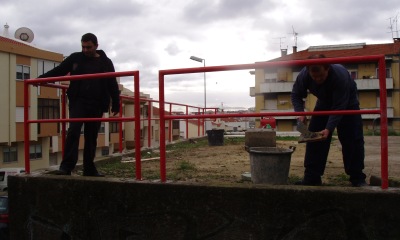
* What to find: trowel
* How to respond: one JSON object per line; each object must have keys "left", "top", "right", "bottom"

{"left": 296, "top": 120, "right": 325, "bottom": 143}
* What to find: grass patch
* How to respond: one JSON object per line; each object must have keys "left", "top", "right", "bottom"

{"left": 175, "top": 160, "right": 197, "bottom": 171}
{"left": 288, "top": 175, "right": 302, "bottom": 184}
{"left": 97, "top": 158, "right": 136, "bottom": 178}
{"left": 325, "top": 173, "right": 350, "bottom": 186}
{"left": 276, "top": 136, "right": 298, "bottom": 141}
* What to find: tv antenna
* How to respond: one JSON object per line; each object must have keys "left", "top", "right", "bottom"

{"left": 388, "top": 13, "right": 399, "bottom": 39}
{"left": 290, "top": 26, "right": 299, "bottom": 47}
{"left": 14, "top": 27, "right": 34, "bottom": 43}
{"left": 273, "top": 36, "right": 287, "bottom": 50}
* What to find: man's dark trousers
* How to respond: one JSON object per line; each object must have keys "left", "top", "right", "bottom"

{"left": 304, "top": 107, "right": 366, "bottom": 184}
{"left": 60, "top": 99, "right": 103, "bottom": 174}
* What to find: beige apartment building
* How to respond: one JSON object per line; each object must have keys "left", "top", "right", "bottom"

{"left": 0, "top": 32, "right": 180, "bottom": 171}
{"left": 251, "top": 39, "right": 400, "bottom": 133}
{"left": 0, "top": 34, "right": 65, "bottom": 170}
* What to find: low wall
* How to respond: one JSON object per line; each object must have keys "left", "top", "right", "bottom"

{"left": 8, "top": 175, "right": 400, "bottom": 240}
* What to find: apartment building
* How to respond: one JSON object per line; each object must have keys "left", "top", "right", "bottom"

{"left": 251, "top": 39, "right": 400, "bottom": 133}
{"left": 0, "top": 33, "right": 65, "bottom": 170}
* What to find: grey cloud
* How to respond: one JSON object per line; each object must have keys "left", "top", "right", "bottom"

{"left": 183, "top": 0, "right": 275, "bottom": 24}
{"left": 164, "top": 42, "right": 181, "bottom": 56}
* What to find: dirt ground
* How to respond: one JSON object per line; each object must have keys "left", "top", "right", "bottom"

{"left": 136, "top": 136, "right": 400, "bottom": 187}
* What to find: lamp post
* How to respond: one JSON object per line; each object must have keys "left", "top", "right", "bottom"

{"left": 190, "top": 56, "right": 206, "bottom": 110}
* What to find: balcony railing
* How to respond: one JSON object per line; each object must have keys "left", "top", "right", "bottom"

{"left": 251, "top": 78, "right": 393, "bottom": 94}
{"left": 355, "top": 78, "right": 393, "bottom": 90}
{"left": 260, "top": 107, "right": 393, "bottom": 120}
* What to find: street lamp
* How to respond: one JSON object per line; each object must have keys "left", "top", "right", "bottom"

{"left": 190, "top": 56, "right": 206, "bottom": 110}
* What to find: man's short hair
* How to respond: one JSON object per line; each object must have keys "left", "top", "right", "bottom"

{"left": 81, "top": 33, "right": 98, "bottom": 45}
{"left": 307, "top": 54, "right": 329, "bottom": 72}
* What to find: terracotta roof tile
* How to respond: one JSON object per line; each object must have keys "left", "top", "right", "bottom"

{"left": 0, "top": 35, "right": 35, "bottom": 48}
{"left": 271, "top": 41, "right": 400, "bottom": 62}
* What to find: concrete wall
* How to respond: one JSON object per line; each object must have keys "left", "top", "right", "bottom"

{"left": 8, "top": 175, "right": 400, "bottom": 240}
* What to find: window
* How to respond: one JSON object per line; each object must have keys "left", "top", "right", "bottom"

{"left": 376, "top": 68, "right": 392, "bottom": 78}
{"left": 264, "top": 73, "right": 277, "bottom": 83}
{"left": 30, "top": 144, "right": 42, "bottom": 160}
{"left": 99, "top": 123, "right": 105, "bottom": 133}
{"left": 37, "top": 60, "right": 59, "bottom": 75}
{"left": 15, "top": 107, "right": 25, "bottom": 123}
{"left": 101, "top": 147, "right": 109, "bottom": 156}
{"left": 110, "top": 122, "right": 119, "bottom": 133}
{"left": 3, "top": 146, "right": 17, "bottom": 163}
{"left": 37, "top": 60, "right": 60, "bottom": 95}
{"left": 16, "top": 65, "right": 30, "bottom": 80}
{"left": 38, "top": 99, "right": 60, "bottom": 119}
{"left": 348, "top": 70, "right": 358, "bottom": 80}
{"left": 173, "top": 120, "right": 180, "bottom": 129}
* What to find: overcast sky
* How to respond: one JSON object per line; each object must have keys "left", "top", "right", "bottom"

{"left": 1, "top": 0, "right": 399, "bottom": 111}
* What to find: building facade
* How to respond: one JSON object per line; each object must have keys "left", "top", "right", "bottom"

{"left": 0, "top": 35, "right": 65, "bottom": 170}
{"left": 251, "top": 39, "right": 400, "bottom": 133}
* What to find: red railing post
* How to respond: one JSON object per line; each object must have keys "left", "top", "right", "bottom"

{"left": 147, "top": 102, "right": 152, "bottom": 148}
{"left": 61, "top": 88, "right": 67, "bottom": 158}
{"left": 23, "top": 81, "right": 30, "bottom": 174}
{"left": 378, "top": 56, "right": 389, "bottom": 189}
{"left": 186, "top": 106, "right": 189, "bottom": 139}
{"left": 119, "top": 97, "right": 123, "bottom": 153}
{"left": 133, "top": 71, "right": 142, "bottom": 180}
{"left": 159, "top": 71, "right": 167, "bottom": 182}
{"left": 169, "top": 104, "right": 172, "bottom": 142}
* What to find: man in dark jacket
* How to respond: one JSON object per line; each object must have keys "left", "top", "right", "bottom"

{"left": 291, "top": 54, "right": 367, "bottom": 187}
{"left": 40, "top": 33, "right": 120, "bottom": 176}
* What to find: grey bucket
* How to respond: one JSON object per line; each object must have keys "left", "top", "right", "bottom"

{"left": 248, "top": 146, "right": 295, "bottom": 184}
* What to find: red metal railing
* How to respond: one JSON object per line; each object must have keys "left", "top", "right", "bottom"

{"left": 24, "top": 71, "right": 142, "bottom": 179}
{"left": 119, "top": 95, "right": 218, "bottom": 150}
{"left": 159, "top": 55, "right": 389, "bottom": 189}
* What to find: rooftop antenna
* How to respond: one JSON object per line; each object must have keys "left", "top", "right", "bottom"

{"left": 3, "top": 23, "right": 9, "bottom": 37}
{"left": 388, "top": 13, "right": 399, "bottom": 39}
{"left": 289, "top": 26, "right": 298, "bottom": 47}
{"left": 273, "top": 36, "right": 288, "bottom": 56}
{"left": 273, "top": 36, "right": 287, "bottom": 50}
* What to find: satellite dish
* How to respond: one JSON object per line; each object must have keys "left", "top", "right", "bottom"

{"left": 14, "top": 27, "right": 34, "bottom": 43}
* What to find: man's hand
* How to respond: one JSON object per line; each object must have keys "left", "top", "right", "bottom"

{"left": 111, "top": 111, "right": 119, "bottom": 117}
{"left": 297, "top": 116, "right": 307, "bottom": 124}
{"left": 319, "top": 129, "right": 330, "bottom": 139}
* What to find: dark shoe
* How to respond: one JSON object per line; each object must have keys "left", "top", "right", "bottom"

{"left": 351, "top": 180, "right": 368, "bottom": 187}
{"left": 295, "top": 179, "right": 322, "bottom": 186}
{"left": 46, "top": 169, "right": 71, "bottom": 176}
{"left": 83, "top": 172, "right": 105, "bottom": 177}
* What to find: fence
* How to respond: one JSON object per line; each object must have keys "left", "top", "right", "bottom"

{"left": 158, "top": 55, "right": 389, "bottom": 188}
{"left": 23, "top": 71, "right": 142, "bottom": 178}
{"left": 23, "top": 55, "right": 389, "bottom": 188}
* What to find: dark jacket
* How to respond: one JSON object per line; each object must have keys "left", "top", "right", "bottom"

{"left": 39, "top": 50, "right": 120, "bottom": 113}
{"left": 291, "top": 64, "right": 360, "bottom": 132}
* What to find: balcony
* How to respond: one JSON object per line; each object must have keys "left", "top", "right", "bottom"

{"left": 361, "top": 107, "right": 393, "bottom": 119}
{"left": 251, "top": 78, "right": 393, "bottom": 95}
{"left": 355, "top": 78, "right": 393, "bottom": 90}
{"left": 259, "top": 81, "right": 294, "bottom": 93}
{"left": 260, "top": 109, "right": 296, "bottom": 120}
{"left": 260, "top": 107, "right": 393, "bottom": 120}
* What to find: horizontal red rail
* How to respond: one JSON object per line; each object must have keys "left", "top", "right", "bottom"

{"left": 163, "top": 110, "right": 380, "bottom": 120}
